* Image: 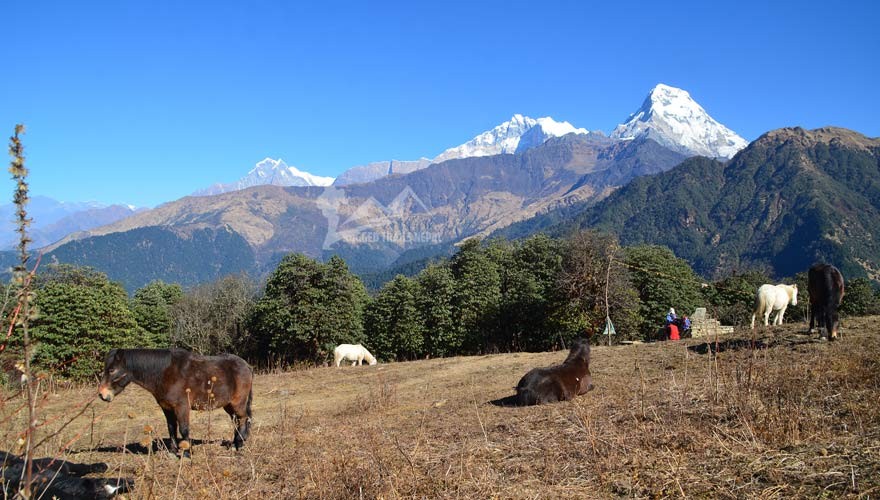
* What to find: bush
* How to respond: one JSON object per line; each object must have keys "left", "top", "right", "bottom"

{"left": 30, "top": 265, "right": 144, "bottom": 379}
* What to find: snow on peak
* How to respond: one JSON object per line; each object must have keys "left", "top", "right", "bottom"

{"left": 535, "top": 117, "right": 588, "bottom": 138}
{"left": 432, "top": 115, "right": 589, "bottom": 163}
{"left": 610, "top": 83, "right": 748, "bottom": 159}
{"left": 194, "top": 158, "right": 334, "bottom": 197}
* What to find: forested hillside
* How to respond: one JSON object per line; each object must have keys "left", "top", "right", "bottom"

{"left": 498, "top": 127, "right": 880, "bottom": 279}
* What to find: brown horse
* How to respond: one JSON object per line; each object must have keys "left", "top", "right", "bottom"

{"left": 516, "top": 338, "right": 593, "bottom": 406}
{"left": 808, "top": 263, "right": 845, "bottom": 340}
{"left": 98, "top": 349, "right": 253, "bottom": 454}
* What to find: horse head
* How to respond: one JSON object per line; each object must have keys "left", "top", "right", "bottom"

{"left": 564, "top": 338, "right": 591, "bottom": 366}
{"left": 790, "top": 284, "right": 798, "bottom": 306}
{"left": 363, "top": 349, "right": 378, "bottom": 365}
{"left": 97, "top": 349, "right": 133, "bottom": 402}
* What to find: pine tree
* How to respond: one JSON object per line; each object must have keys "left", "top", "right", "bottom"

{"left": 248, "top": 253, "right": 367, "bottom": 365}
{"left": 415, "top": 264, "right": 459, "bottom": 357}
{"left": 365, "top": 275, "right": 423, "bottom": 361}
{"left": 449, "top": 239, "right": 501, "bottom": 353}
{"left": 31, "top": 265, "right": 143, "bottom": 379}
{"left": 132, "top": 280, "right": 182, "bottom": 346}
{"left": 623, "top": 244, "right": 704, "bottom": 338}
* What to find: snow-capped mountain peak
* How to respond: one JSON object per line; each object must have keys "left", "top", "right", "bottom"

{"left": 610, "top": 83, "right": 748, "bottom": 159}
{"left": 249, "top": 158, "right": 334, "bottom": 187}
{"left": 194, "top": 158, "right": 334, "bottom": 197}
{"left": 431, "top": 114, "right": 589, "bottom": 163}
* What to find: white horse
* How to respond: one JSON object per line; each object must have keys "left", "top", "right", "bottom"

{"left": 333, "top": 344, "right": 377, "bottom": 367}
{"left": 751, "top": 284, "right": 798, "bottom": 328}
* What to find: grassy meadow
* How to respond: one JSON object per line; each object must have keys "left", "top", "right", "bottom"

{"left": 2, "top": 318, "right": 879, "bottom": 499}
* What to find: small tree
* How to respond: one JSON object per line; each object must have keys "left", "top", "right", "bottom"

{"left": 132, "top": 280, "right": 182, "bottom": 347}
{"left": 559, "top": 231, "right": 641, "bottom": 344}
{"left": 365, "top": 275, "right": 423, "bottom": 361}
{"left": 247, "top": 253, "right": 367, "bottom": 365}
{"left": 31, "top": 265, "right": 143, "bottom": 379}
{"left": 449, "top": 239, "right": 501, "bottom": 353}
{"left": 171, "top": 274, "right": 255, "bottom": 355}
{"left": 704, "top": 269, "right": 772, "bottom": 327}
{"left": 7, "top": 124, "right": 37, "bottom": 494}
{"left": 624, "top": 244, "right": 704, "bottom": 339}
{"left": 415, "top": 264, "right": 459, "bottom": 357}
{"left": 840, "top": 277, "right": 879, "bottom": 316}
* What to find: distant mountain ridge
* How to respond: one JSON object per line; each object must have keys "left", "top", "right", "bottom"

{"left": 208, "top": 84, "right": 748, "bottom": 191}
{"left": 44, "top": 134, "right": 688, "bottom": 290}
{"left": 0, "top": 196, "right": 140, "bottom": 250}
{"left": 500, "top": 126, "right": 880, "bottom": 279}
{"left": 334, "top": 115, "right": 593, "bottom": 186}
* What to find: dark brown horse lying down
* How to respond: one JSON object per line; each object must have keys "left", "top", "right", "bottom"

{"left": 0, "top": 450, "right": 132, "bottom": 499}
{"left": 516, "top": 338, "right": 593, "bottom": 406}
{"left": 98, "top": 349, "right": 253, "bottom": 454}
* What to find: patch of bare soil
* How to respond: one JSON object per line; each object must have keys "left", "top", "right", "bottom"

{"left": 2, "top": 317, "right": 879, "bottom": 498}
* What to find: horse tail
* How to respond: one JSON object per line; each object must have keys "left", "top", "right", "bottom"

{"left": 246, "top": 387, "right": 253, "bottom": 420}
{"left": 750, "top": 289, "right": 761, "bottom": 329}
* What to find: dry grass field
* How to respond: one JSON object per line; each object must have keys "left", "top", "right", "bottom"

{"left": 2, "top": 317, "right": 879, "bottom": 499}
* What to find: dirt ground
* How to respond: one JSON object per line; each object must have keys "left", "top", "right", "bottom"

{"left": 2, "top": 317, "right": 879, "bottom": 498}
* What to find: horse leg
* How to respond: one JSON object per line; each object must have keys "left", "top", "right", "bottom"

{"left": 750, "top": 312, "right": 756, "bottom": 329}
{"left": 763, "top": 307, "right": 772, "bottom": 326}
{"left": 808, "top": 304, "right": 816, "bottom": 333}
{"left": 162, "top": 408, "right": 179, "bottom": 453}
{"left": 825, "top": 304, "right": 837, "bottom": 340}
{"left": 175, "top": 406, "right": 192, "bottom": 458}
{"left": 774, "top": 306, "right": 787, "bottom": 326}
{"left": 224, "top": 404, "right": 249, "bottom": 450}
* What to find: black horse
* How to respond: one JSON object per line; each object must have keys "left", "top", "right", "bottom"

{"left": 516, "top": 338, "right": 593, "bottom": 406}
{"left": 808, "top": 263, "right": 845, "bottom": 340}
{"left": 98, "top": 349, "right": 254, "bottom": 454}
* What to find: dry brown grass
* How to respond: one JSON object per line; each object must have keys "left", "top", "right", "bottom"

{"left": 2, "top": 317, "right": 880, "bottom": 498}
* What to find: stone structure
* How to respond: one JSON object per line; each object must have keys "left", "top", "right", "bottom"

{"left": 689, "top": 307, "right": 734, "bottom": 337}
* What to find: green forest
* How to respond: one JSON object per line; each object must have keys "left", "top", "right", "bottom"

{"left": 4, "top": 231, "right": 880, "bottom": 382}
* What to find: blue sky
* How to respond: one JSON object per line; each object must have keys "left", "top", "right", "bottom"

{"left": 2, "top": 0, "right": 878, "bottom": 207}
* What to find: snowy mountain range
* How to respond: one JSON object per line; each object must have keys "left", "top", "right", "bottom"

{"left": 334, "top": 115, "right": 591, "bottom": 186}
{"left": 610, "top": 84, "right": 748, "bottom": 159}
{"left": 431, "top": 114, "right": 591, "bottom": 163}
{"left": 195, "top": 83, "right": 748, "bottom": 194}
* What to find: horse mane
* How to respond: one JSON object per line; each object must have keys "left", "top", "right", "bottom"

{"left": 121, "top": 349, "right": 173, "bottom": 390}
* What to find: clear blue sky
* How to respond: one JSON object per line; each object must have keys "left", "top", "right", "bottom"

{"left": 2, "top": 0, "right": 878, "bottom": 207}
